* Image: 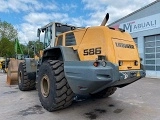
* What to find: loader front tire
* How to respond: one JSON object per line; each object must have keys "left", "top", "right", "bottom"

{"left": 18, "top": 62, "right": 36, "bottom": 91}
{"left": 37, "top": 60, "right": 74, "bottom": 111}
{"left": 91, "top": 87, "right": 117, "bottom": 98}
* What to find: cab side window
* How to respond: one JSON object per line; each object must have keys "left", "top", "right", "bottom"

{"left": 44, "top": 26, "right": 52, "bottom": 48}
{"left": 57, "top": 35, "right": 63, "bottom": 46}
{"left": 65, "top": 32, "right": 76, "bottom": 46}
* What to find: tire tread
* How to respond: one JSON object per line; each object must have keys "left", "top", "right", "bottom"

{"left": 38, "top": 60, "right": 74, "bottom": 111}
{"left": 18, "top": 62, "right": 36, "bottom": 91}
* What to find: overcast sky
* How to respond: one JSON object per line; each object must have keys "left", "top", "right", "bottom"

{"left": 0, "top": 0, "right": 156, "bottom": 44}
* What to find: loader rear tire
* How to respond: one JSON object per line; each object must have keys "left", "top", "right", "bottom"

{"left": 37, "top": 60, "right": 74, "bottom": 111}
{"left": 91, "top": 87, "right": 117, "bottom": 98}
{"left": 18, "top": 62, "right": 36, "bottom": 91}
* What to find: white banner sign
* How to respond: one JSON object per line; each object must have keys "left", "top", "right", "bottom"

{"left": 114, "top": 13, "right": 160, "bottom": 33}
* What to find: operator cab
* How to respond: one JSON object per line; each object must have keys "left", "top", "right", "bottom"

{"left": 37, "top": 22, "right": 78, "bottom": 49}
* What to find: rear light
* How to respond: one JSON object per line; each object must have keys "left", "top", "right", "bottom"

{"left": 93, "top": 62, "right": 99, "bottom": 67}
{"left": 135, "top": 60, "right": 138, "bottom": 66}
{"left": 119, "top": 60, "right": 123, "bottom": 66}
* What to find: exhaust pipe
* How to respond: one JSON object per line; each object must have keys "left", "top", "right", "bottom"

{"left": 100, "top": 13, "right": 109, "bottom": 26}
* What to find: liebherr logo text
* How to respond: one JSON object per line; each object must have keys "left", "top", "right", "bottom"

{"left": 115, "top": 42, "right": 134, "bottom": 49}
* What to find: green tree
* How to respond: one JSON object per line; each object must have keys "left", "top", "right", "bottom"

{"left": 0, "top": 37, "right": 14, "bottom": 57}
{"left": 0, "top": 20, "right": 18, "bottom": 41}
{"left": 0, "top": 20, "right": 18, "bottom": 57}
{"left": 21, "top": 44, "right": 29, "bottom": 55}
{"left": 35, "top": 40, "right": 44, "bottom": 52}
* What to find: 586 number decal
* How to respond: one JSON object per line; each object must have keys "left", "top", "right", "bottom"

{"left": 83, "top": 47, "right": 101, "bottom": 55}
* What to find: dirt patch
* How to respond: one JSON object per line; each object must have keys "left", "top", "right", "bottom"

{"left": 108, "top": 104, "right": 115, "bottom": 107}
{"left": 20, "top": 98, "right": 23, "bottom": 100}
{"left": 113, "top": 109, "right": 123, "bottom": 114}
{"left": 94, "top": 109, "right": 106, "bottom": 113}
{"left": 84, "top": 108, "right": 106, "bottom": 119}
{"left": 18, "top": 105, "right": 44, "bottom": 116}
{"left": 85, "top": 112, "right": 97, "bottom": 119}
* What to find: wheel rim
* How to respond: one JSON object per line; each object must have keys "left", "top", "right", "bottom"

{"left": 19, "top": 71, "right": 22, "bottom": 84}
{"left": 41, "top": 75, "right": 50, "bottom": 98}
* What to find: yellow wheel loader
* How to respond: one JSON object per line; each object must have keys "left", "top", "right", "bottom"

{"left": 17, "top": 13, "right": 146, "bottom": 111}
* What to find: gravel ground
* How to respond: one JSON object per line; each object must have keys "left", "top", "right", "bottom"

{"left": 0, "top": 72, "right": 160, "bottom": 120}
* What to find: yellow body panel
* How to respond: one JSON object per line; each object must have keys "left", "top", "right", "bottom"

{"left": 73, "top": 29, "right": 86, "bottom": 46}
{"left": 57, "top": 26, "right": 140, "bottom": 71}
{"left": 77, "top": 27, "right": 106, "bottom": 61}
